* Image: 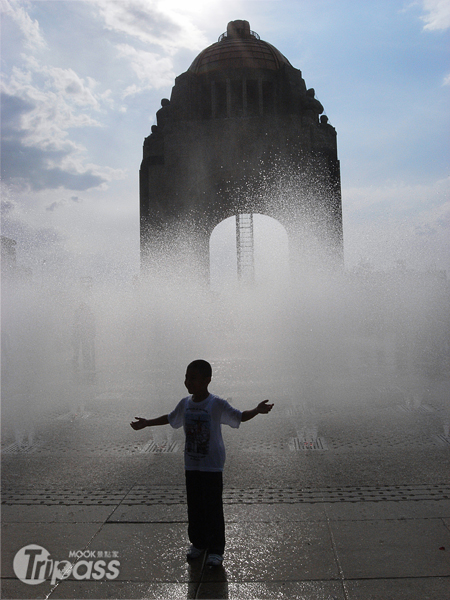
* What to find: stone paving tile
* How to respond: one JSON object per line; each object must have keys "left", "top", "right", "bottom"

{"left": 197, "top": 580, "right": 346, "bottom": 599}
{"left": 345, "top": 577, "right": 450, "bottom": 600}
{"left": 3, "top": 484, "right": 450, "bottom": 505}
{"left": 107, "top": 504, "right": 187, "bottom": 523}
{"left": 1, "top": 505, "right": 115, "bottom": 523}
{"left": 46, "top": 580, "right": 194, "bottom": 599}
{"left": 84, "top": 522, "right": 198, "bottom": 583}
{"left": 330, "top": 519, "right": 450, "bottom": 579}
{"left": 224, "top": 504, "right": 327, "bottom": 523}
{"left": 1, "top": 522, "right": 104, "bottom": 579}
{"left": 323, "top": 499, "right": 450, "bottom": 521}
{"left": 1, "top": 579, "right": 54, "bottom": 600}
{"left": 205, "top": 522, "right": 339, "bottom": 582}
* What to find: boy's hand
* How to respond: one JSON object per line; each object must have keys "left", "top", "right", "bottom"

{"left": 130, "top": 417, "right": 148, "bottom": 430}
{"left": 257, "top": 400, "right": 274, "bottom": 414}
{"left": 241, "top": 400, "right": 274, "bottom": 422}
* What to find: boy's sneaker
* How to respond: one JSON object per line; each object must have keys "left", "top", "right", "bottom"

{"left": 186, "top": 545, "right": 204, "bottom": 560}
{"left": 206, "top": 553, "right": 223, "bottom": 567}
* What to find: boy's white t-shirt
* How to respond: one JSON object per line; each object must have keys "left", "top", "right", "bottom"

{"left": 168, "top": 393, "right": 242, "bottom": 472}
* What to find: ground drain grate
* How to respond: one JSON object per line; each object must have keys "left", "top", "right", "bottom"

{"left": 1, "top": 441, "right": 42, "bottom": 454}
{"left": 2, "top": 484, "right": 449, "bottom": 506}
{"left": 1, "top": 490, "right": 130, "bottom": 505}
{"left": 56, "top": 412, "right": 91, "bottom": 421}
{"left": 435, "top": 434, "right": 450, "bottom": 447}
{"left": 1, "top": 440, "right": 181, "bottom": 455}
{"left": 140, "top": 441, "right": 179, "bottom": 454}
{"left": 289, "top": 437, "right": 328, "bottom": 451}
{"left": 397, "top": 404, "right": 435, "bottom": 414}
{"left": 327, "top": 433, "right": 445, "bottom": 451}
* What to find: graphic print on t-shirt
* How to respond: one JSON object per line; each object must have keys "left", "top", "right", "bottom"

{"left": 185, "top": 409, "right": 211, "bottom": 459}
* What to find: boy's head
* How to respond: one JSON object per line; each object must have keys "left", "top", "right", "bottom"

{"left": 187, "top": 360, "right": 212, "bottom": 378}
{"left": 185, "top": 360, "right": 212, "bottom": 397}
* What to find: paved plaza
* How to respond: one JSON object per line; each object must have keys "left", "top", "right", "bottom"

{"left": 2, "top": 366, "right": 449, "bottom": 599}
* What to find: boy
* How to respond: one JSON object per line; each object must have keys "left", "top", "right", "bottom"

{"left": 130, "top": 359, "right": 273, "bottom": 567}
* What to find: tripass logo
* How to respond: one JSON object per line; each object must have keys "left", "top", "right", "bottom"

{"left": 13, "top": 545, "right": 120, "bottom": 585}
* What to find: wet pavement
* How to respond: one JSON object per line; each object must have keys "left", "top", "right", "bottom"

{"left": 2, "top": 369, "right": 450, "bottom": 599}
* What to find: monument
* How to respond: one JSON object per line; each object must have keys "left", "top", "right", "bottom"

{"left": 140, "top": 20, "right": 343, "bottom": 280}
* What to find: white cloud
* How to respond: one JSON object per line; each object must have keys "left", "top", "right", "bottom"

{"left": 91, "top": 0, "right": 211, "bottom": 95}
{"left": 1, "top": 60, "right": 123, "bottom": 191}
{"left": 42, "top": 68, "right": 100, "bottom": 109}
{"left": 116, "top": 44, "right": 175, "bottom": 95}
{"left": 3, "top": 64, "right": 100, "bottom": 148}
{"left": 421, "top": 0, "right": 450, "bottom": 30}
{"left": 1, "top": 0, "right": 46, "bottom": 49}
{"left": 94, "top": 0, "right": 208, "bottom": 52}
{"left": 443, "top": 73, "right": 450, "bottom": 85}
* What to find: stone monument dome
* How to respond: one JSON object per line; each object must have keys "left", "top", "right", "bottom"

{"left": 189, "top": 20, "right": 292, "bottom": 74}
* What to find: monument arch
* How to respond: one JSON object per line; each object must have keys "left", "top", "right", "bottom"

{"left": 140, "top": 20, "right": 343, "bottom": 280}
{"left": 210, "top": 214, "right": 290, "bottom": 287}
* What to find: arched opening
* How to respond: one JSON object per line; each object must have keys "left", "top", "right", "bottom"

{"left": 209, "top": 214, "right": 289, "bottom": 290}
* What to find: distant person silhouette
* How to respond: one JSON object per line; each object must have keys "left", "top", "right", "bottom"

{"left": 72, "top": 302, "right": 96, "bottom": 372}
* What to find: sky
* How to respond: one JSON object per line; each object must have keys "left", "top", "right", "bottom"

{"left": 1, "top": 0, "right": 449, "bottom": 282}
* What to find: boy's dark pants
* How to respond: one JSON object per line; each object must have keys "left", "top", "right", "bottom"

{"left": 185, "top": 470, "right": 225, "bottom": 555}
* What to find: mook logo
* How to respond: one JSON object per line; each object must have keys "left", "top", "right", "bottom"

{"left": 13, "top": 545, "right": 120, "bottom": 585}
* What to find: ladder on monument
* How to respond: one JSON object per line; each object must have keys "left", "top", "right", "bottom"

{"left": 236, "top": 213, "right": 255, "bottom": 283}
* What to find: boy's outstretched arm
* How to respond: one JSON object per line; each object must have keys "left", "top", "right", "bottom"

{"left": 241, "top": 399, "right": 274, "bottom": 422}
{"left": 130, "top": 414, "right": 169, "bottom": 430}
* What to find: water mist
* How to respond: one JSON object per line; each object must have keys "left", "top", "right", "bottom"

{"left": 2, "top": 214, "right": 448, "bottom": 456}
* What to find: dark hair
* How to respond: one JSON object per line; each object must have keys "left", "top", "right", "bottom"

{"left": 187, "top": 359, "right": 212, "bottom": 378}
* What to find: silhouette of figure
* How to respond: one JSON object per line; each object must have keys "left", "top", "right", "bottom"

{"left": 319, "top": 115, "right": 334, "bottom": 129}
{"left": 156, "top": 98, "right": 171, "bottom": 130}
{"left": 144, "top": 125, "right": 161, "bottom": 143}
{"left": 303, "top": 88, "right": 324, "bottom": 122}
{"left": 143, "top": 125, "right": 164, "bottom": 160}
{"left": 1, "top": 330, "right": 11, "bottom": 386}
{"left": 72, "top": 302, "right": 96, "bottom": 372}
